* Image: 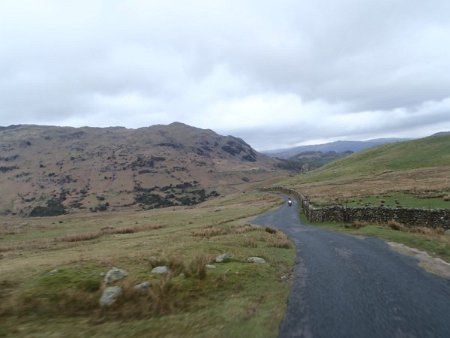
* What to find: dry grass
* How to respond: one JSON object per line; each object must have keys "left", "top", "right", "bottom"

{"left": 243, "top": 237, "right": 258, "bottom": 248}
{"left": 191, "top": 226, "right": 228, "bottom": 238}
{"left": 387, "top": 220, "right": 445, "bottom": 236}
{"left": 0, "top": 223, "right": 165, "bottom": 251}
{"left": 285, "top": 167, "right": 450, "bottom": 207}
{"left": 263, "top": 227, "right": 293, "bottom": 249}
{"left": 0, "top": 191, "right": 296, "bottom": 337}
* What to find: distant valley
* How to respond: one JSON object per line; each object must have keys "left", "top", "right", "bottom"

{"left": 265, "top": 138, "right": 410, "bottom": 159}
{"left": 267, "top": 138, "right": 411, "bottom": 173}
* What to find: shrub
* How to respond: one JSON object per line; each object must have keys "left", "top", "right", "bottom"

{"left": 29, "top": 197, "right": 66, "bottom": 217}
{"left": 265, "top": 227, "right": 277, "bottom": 234}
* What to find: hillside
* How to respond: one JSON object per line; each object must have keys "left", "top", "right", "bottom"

{"left": 265, "top": 138, "right": 409, "bottom": 159}
{"left": 276, "top": 150, "right": 353, "bottom": 172}
{"left": 0, "top": 123, "right": 280, "bottom": 216}
{"left": 305, "top": 134, "right": 450, "bottom": 182}
{"left": 280, "top": 134, "right": 450, "bottom": 206}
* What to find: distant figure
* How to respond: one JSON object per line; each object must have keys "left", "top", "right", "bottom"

{"left": 288, "top": 198, "right": 292, "bottom": 207}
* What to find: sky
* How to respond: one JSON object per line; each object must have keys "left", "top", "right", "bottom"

{"left": 1, "top": 0, "right": 450, "bottom": 151}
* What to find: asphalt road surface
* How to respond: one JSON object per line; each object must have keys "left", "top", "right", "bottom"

{"left": 253, "top": 197, "right": 450, "bottom": 338}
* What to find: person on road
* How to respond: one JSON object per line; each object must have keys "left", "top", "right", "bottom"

{"left": 288, "top": 198, "right": 292, "bottom": 207}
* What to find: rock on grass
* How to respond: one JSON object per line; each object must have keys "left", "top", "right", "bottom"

{"left": 247, "top": 257, "right": 266, "bottom": 264}
{"left": 99, "top": 286, "right": 123, "bottom": 306}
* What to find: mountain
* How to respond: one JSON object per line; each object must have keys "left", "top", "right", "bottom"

{"left": 265, "top": 138, "right": 410, "bottom": 159}
{"left": 0, "top": 123, "right": 279, "bottom": 216}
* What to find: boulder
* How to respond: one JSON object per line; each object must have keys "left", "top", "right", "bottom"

{"left": 215, "top": 253, "right": 232, "bottom": 263}
{"left": 206, "top": 264, "right": 216, "bottom": 269}
{"left": 445, "top": 229, "right": 450, "bottom": 236}
{"left": 247, "top": 257, "right": 266, "bottom": 264}
{"left": 104, "top": 267, "right": 128, "bottom": 284}
{"left": 152, "top": 266, "right": 169, "bottom": 274}
{"left": 99, "top": 286, "right": 122, "bottom": 306}
{"left": 134, "top": 281, "right": 151, "bottom": 292}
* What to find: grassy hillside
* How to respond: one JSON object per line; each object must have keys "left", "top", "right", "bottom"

{"left": 300, "top": 134, "right": 450, "bottom": 183}
{"left": 279, "top": 134, "right": 450, "bottom": 207}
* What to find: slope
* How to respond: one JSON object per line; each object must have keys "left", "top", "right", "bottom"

{"left": 300, "top": 134, "right": 450, "bottom": 182}
{"left": 280, "top": 134, "right": 450, "bottom": 206}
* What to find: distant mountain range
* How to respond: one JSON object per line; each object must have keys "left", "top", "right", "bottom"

{"left": 0, "top": 123, "right": 279, "bottom": 216}
{"left": 264, "top": 138, "right": 411, "bottom": 159}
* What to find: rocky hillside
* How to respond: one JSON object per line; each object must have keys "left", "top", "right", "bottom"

{"left": 0, "top": 123, "right": 279, "bottom": 216}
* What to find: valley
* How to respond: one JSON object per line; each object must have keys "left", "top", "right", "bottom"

{"left": 1, "top": 124, "right": 450, "bottom": 337}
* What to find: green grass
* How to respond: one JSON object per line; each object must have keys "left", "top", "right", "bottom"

{"left": 290, "top": 134, "right": 450, "bottom": 184}
{"left": 345, "top": 192, "right": 450, "bottom": 209}
{"left": 0, "top": 192, "right": 294, "bottom": 337}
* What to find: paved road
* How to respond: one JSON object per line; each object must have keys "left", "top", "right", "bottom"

{"left": 253, "top": 197, "right": 450, "bottom": 338}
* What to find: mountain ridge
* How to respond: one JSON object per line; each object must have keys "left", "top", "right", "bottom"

{"left": 0, "top": 123, "right": 279, "bottom": 216}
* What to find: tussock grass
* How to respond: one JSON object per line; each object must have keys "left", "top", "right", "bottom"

{"left": 0, "top": 192, "right": 294, "bottom": 337}
{"left": 266, "top": 229, "right": 292, "bottom": 249}
{"left": 191, "top": 226, "right": 228, "bottom": 238}
{"left": 387, "top": 220, "right": 444, "bottom": 236}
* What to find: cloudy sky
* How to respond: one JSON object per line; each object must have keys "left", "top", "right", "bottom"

{"left": 1, "top": 0, "right": 450, "bottom": 150}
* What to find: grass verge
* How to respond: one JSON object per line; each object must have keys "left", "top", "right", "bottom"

{"left": 300, "top": 212, "right": 450, "bottom": 263}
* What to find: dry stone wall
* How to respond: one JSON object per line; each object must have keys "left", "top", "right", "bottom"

{"left": 263, "top": 187, "right": 450, "bottom": 230}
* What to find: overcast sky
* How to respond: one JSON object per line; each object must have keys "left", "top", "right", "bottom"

{"left": 1, "top": 0, "right": 450, "bottom": 150}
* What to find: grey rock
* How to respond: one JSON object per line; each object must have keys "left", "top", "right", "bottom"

{"left": 134, "top": 281, "right": 151, "bottom": 292}
{"left": 99, "top": 286, "right": 122, "bottom": 306}
{"left": 445, "top": 229, "right": 450, "bottom": 236}
{"left": 152, "top": 266, "right": 169, "bottom": 274}
{"left": 206, "top": 264, "right": 216, "bottom": 269}
{"left": 215, "top": 253, "right": 233, "bottom": 263}
{"left": 104, "top": 267, "right": 128, "bottom": 284}
{"left": 247, "top": 257, "right": 266, "bottom": 264}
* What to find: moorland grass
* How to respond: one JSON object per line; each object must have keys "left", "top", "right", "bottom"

{"left": 0, "top": 192, "right": 294, "bottom": 337}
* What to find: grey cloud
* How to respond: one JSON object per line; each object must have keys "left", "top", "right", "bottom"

{"left": 0, "top": 0, "right": 449, "bottom": 149}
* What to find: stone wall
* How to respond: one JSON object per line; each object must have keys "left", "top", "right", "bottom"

{"left": 263, "top": 187, "right": 450, "bottom": 230}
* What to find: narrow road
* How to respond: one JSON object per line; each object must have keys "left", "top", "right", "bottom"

{"left": 253, "top": 197, "right": 450, "bottom": 338}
